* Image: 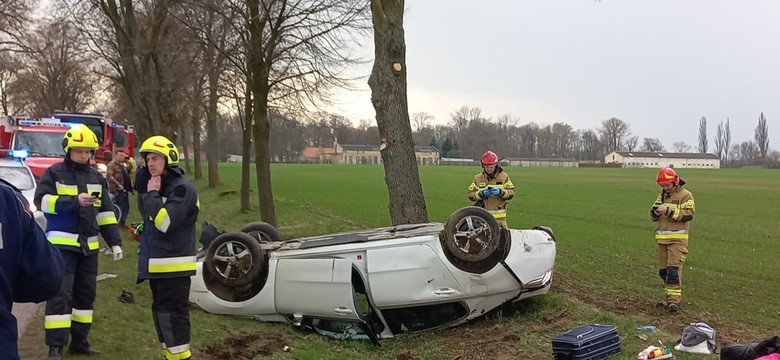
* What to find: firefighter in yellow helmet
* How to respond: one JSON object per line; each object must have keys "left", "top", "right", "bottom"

{"left": 34, "top": 124, "right": 123, "bottom": 359}
{"left": 467, "top": 150, "right": 515, "bottom": 227}
{"left": 136, "top": 135, "right": 199, "bottom": 360}
{"left": 650, "top": 166, "right": 695, "bottom": 313}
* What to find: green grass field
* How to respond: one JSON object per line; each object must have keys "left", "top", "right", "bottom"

{"left": 18, "top": 164, "right": 780, "bottom": 359}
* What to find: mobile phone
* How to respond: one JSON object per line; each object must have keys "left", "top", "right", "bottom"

{"left": 91, "top": 191, "right": 100, "bottom": 197}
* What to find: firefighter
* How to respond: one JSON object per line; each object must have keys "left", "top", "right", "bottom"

{"left": 1, "top": 179, "right": 65, "bottom": 360}
{"left": 34, "top": 124, "right": 123, "bottom": 359}
{"left": 650, "top": 166, "right": 695, "bottom": 313}
{"left": 136, "top": 135, "right": 199, "bottom": 360}
{"left": 467, "top": 150, "right": 515, "bottom": 227}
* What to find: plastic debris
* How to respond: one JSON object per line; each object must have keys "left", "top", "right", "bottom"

{"left": 96, "top": 273, "right": 117, "bottom": 281}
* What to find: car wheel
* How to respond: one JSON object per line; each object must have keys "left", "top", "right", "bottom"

{"left": 240, "top": 222, "right": 282, "bottom": 243}
{"left": 204, "top": 232, "right": 266, "bottom": 288}
{"left": 442, "top": 206, "right": 501, "bottom": 262}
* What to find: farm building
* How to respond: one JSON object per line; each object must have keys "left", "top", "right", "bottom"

{"left": 604, "top": 151, "right": 720, "bottom": 169}
{"left": 504, "top": 158, "right": 579, "bottom": 168}
{"left": 300, "top": 143, "right": 440, "bottom": 165}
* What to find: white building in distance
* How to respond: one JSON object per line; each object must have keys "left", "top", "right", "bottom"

{"left": 604, "top": 151, "right": 721, "bottom": 169}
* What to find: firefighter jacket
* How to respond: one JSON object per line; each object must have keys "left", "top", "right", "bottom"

{"left": 467, "top": 167, "right": 515, "bottom": 220}
{"left": 136, "top": 166, "right": 199, "bottom": 281}
{"left": 650, "top": 179, "right": 695, "bottom": 244}
{"left": 1, "top": 179, "right": 64, "bottom": 358}
{"left": 34, "top": 158, "right": 122, "bottom": 254}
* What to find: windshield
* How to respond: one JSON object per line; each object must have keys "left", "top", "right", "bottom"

{"left": 0, "top": 166, "right": 34, "bottom": 190}
{"left": 114, "top": 130, "right": 128, "bottom": 147}
{"left": 14, "top": 131, "right": 66, "bottom": 157}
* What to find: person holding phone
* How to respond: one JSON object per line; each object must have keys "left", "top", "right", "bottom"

{"left": 34, "top": 124, "right": 123, "bottom": 359}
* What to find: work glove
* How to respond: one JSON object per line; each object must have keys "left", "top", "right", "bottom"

{"left": 490, "top": 187, "right": 502, "bottom": 196}
{"left": 481, "top": 188, "right": 492, "bottom": 198}
{"left": 111, "top": 245, "right": 123, "bottom": 261}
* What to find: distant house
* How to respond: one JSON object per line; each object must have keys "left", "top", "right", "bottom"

{"left": 226, "top": 154, "right": 243, "bottom": 163}
{"left": 504, "top": 157, "right": 579, "bottom": 168}
{"left": 300, "top": 142, "right": 440, "bottom": 165}
{"left": 604, "top": 151, "right": 720, "bottom": 169}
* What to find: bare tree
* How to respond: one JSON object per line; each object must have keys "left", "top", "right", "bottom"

{"left": 755, "top": 112, "right": 769, "bottom": 158}
{"left": 0, "top": 52, "right": 22, "bottom": 114}
{"left": 641, "top": 137, "right": 665, "bottom": 152}
{"left": 715, "top": 120, "right": 725, "bottom": 163}
{"left": 599, "top": 117, "right": 630, "bottom": 153}
{"left": 625, "top": 135, "right": 639, "bottom": 151}
{"left": 244, "top": 0, "right": 370, "bottom": 226}
{"left": 14, "top": 21, "right": 96, "bottom": 116}
{"left": 697, "top": 116, "right": 707, "bottom": 153}
{"left": 368, "top": 0, "right": 427, "bottom": 225}
{"left": 412, "top": 112, "right": 433, "bottom": 132}
{"left": 0, "top": 0, "right": 35, "bottom": 51}
{"left": 672, "top": 141, "right": 691, "bottom": 153}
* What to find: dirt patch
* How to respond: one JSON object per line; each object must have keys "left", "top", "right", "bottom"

{"left": 200, "top": 331, "right": 287, "bottom": 359}
{"left": 396, "top": 351, "right": 420, "bottom": 360}
{"left": 434, "top": 321, "right": 531, "bottom": 360}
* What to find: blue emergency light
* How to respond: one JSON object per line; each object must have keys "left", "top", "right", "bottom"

{"left": 10, "top": 149, "right": 29, "bottom": 158}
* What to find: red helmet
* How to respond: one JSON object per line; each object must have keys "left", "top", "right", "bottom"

{"left": 656, "top": 167, "right": 679, "bottom": 185}
{"left": 481, "top": 151, "right": 499, "bottom": 166}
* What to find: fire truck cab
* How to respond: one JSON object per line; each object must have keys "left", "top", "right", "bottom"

{"left": 0, "top": 116, "right": 70, "bottom": 179}
{"left": 50, "top": 110, "right": 136, "bottom": 165}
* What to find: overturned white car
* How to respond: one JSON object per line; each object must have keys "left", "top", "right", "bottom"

{"left": 189, "top": 206, "right": 557, "bottom": 345}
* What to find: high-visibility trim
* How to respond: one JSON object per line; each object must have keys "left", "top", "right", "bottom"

{"left": 154, "top": 208, "right": 171, "bottom": 233}
{"left": 47, "top": 232, "right": 99, "bottom": 250}
{"left": 97, "top": 211, "right": 118, "bottom": 226}
{"left": 468, "top": 182, "right": 478, "bottom": 191}
{"left": 655, "top": 233, "right": 689, "bottom": 240}
{"left": 503, "top": 180, "right": 515, "bottom": 189}
{"left": 44, "top": 314, "right": 71, "bottom": 329}
{"left": 665, "top": 288, "right": 682, "bottom": 296}
{"left": 671, "top": 206, "right": 681, "bottom": 220}
{"left": 488, "top": 209, "right": 507, "bottom": 219}
{"left": 680, "top": 199, "right": 695, "bottom": 209}
{"left": 71, "top": 309, "right": 93, "bottom": 324}
{"left": 41, "top": 194, "right": 59, "bottom": 214}
{"left": 148, "top": 256, "right": 197, "bottom": 273}
{"left": 55, "top": 182, "right": 78, "bottom": 196}
{"left": 163, "top": 347, "right": 192, "bottom": 360}
{"left": 196, "top": 197, "right": 200, "bottom": 209}
{"left": 86, "top": 184, "right": 102, "bottom": 194}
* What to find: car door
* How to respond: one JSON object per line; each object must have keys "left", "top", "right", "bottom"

{"left": 275, "top": 258, "right": 358, "bottom": 318}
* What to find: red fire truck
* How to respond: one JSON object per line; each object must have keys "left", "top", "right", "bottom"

{"left": 0, "top": 116, "right": 71, "bottom": 179}
{"left": 51, "top": 110, "right": 137, "bottom": 164}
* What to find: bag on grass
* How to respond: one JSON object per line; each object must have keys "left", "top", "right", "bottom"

{"left": 674, "top": 321, "right": 717, "bottom": 354}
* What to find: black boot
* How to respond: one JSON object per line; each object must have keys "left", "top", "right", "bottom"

{"left": 48, "top": 346, "right": 64, "bottom": 360}
{"left": 69, "top": 338, "right": 101, "bottom": 355}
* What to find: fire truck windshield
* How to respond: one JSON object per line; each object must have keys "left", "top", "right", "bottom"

{"left": 14, "top": 131, "right": 66, "bottom": 157}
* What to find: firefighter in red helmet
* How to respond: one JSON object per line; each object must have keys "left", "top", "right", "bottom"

{"left": 467, "top": 151, "right": 515, "bottom": 227}
{"left": 650, "top": 166, "right": 695, "bottom": 313}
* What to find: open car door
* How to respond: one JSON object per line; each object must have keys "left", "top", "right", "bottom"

{"left": 275, "top": 258, "right": 381, "bottom": 346}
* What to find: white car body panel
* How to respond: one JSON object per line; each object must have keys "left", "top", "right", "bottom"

{"left": 189, "top": 222, "right": 557, "bottom": 341}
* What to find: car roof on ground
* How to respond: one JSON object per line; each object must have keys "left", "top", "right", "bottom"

{"left": 293, "top": 223, "right": 445, "bottom": 250}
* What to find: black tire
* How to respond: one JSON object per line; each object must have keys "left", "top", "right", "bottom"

{"left": 203, "top": 232, "right": 266, "bottom": 289}
{"left": 442, "top": 206, "right": 501, "bottom": 262}
{"left": 240, "top": 222, "right": 282, "bottom": 243}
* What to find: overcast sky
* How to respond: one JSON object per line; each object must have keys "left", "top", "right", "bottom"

{"left": 327, "top": 0, "right": 780, "bottom": 151}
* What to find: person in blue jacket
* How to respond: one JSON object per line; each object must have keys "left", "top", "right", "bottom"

{"left": 0, "top": 178, "right": 64, "bottom": 360}
{"left": 136, "top": 135, "right": 199, "bottom": 360}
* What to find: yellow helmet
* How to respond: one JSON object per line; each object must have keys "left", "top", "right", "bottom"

{"left": 62, "top": 124, "right": 99, "bottom": 153}
{"left": 140, "top": 135, "right": 179, "bottom": 166}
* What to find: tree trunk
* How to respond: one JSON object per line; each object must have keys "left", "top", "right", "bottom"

{"left": 191, "top": 93, "right": 203, "bottom": 179}
{"left": 368, "top": 0, "right": 428, "bottom": 225}
{"left": 248, "top": 0, "right": 277, "bottom": 226}
{"left": 206, "top": 49, "right": 220, "bottom": 187}
{"left": 181, "top": 124, "right": 191, "bottom": 174}
{"left": 240, "top": 81, "right": 252, "bottom": 213}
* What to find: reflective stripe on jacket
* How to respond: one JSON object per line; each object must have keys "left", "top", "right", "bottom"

{"left": 137, "top": 167, "right": 199, "bottom": 280}
{"left": 34, "top": 158, "right": 121, "bottom": 254}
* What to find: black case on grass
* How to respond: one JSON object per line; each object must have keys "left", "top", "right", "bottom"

{"left": 552, "top": 324, "right": 621, "bottom": 360}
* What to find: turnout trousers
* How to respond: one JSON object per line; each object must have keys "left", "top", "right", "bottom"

{"left": 149, "top": 277, "right": 192, "bottom": 360}
{"left": 657, "top": 242, "right": 688, "bottom": 305}
{"left": 44, "top": 251, "right": 98, "bottom": 347}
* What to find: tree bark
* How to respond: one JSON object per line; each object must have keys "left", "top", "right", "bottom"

{"left": 368, "top": 0, "right": 428, "bottom": 225}
{"left": 248, "top": 0, "right": 276, "bottom": 226}
{"left": 191, "top": 87, "right": 203, "bottom": 179}
{"left": 206, "top": 46, "right": 220, "bottom": 187}
{"left": 240, "top": 79, "right": 252, "bottom": 213}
